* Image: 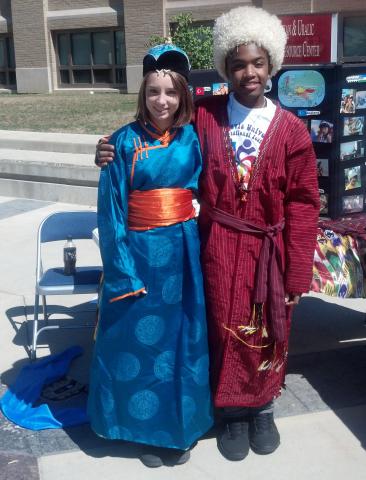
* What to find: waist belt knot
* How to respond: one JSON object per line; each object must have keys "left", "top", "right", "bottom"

{"left": 203, "top": 204, "right": 286, "bottom": 343}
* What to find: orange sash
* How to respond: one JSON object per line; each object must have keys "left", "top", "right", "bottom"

{"left": 128, "top": 188, "right": 196, "bottom": 231}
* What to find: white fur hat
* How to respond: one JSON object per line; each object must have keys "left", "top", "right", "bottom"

{"left": 213, "top": 6, "right": 287, "bottom": 80}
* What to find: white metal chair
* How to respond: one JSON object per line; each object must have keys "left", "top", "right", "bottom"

{"left": 32, "top": 211, "right": 102, "bottom": 359}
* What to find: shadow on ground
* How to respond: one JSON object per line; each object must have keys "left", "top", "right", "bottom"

{"left": 284, "top": 295, "right": 366, "bottom": 449}
{"left": 1, "top": 294, "right": 365, "bottom": 461}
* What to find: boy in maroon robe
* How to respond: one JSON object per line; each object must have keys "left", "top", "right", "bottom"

{"left": 96, "top": 5, "right": 319, "bottom": 462}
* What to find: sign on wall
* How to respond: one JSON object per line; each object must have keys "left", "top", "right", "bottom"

{"left": 280, "top": 14, "right": 336, "bottom": 65}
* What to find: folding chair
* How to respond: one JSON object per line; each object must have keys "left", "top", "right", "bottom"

{"left": 32, "top": 211, "right": 102, "bottom": 359}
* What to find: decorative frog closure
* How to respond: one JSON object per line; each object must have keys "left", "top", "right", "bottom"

{"left": 130, "top": 122, "right": 177, "bottom": 184}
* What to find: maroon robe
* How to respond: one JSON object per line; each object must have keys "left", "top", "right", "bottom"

{"left": 194, "top": 95, "right": 319, "bottom": 408}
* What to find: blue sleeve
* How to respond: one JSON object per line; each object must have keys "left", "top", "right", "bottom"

{"left": 97, "top": 130, "right": 145, "bottom": 302}
{"left": 185, "top": 125, "right": 203, "bottom": 196}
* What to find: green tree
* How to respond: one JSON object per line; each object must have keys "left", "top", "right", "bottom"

{"left": 147, "top": 13, "right": 214, "bottom": 70}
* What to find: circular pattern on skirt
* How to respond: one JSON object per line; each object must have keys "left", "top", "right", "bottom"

{"left": 147, "top": 235, "right": 174, "bottom": 268}
{"left": 151, "top": 430, "right": 174, "bottom": 446}
{"left": 135, "top": 315, "right": 165, "bottom": 345}
{"left": 192, "top": 354, "right": 209, "bottom": 386}
{"left": 162, "top": 274, "right": 183, "bottom": 304}
{"left": 108, "top": 426, "right": 133, "bottom": 441}
{"left": 182, "top": 395, "right": 196, "bottom": 428}
{"left": 154, "top": 350, "right": 175, "bottom": 382}
{"left": 190, "top": 318, "right": 203, "bottom": 344}
{"left": 128, "top": 389, "right": 160, "bottom": 420}
{"left": 114, "top": 352, "right": 141, "bottom": 382}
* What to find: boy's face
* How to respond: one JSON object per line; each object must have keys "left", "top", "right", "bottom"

{"left": 226, "top": 43, "right": 272, "bottom": 108}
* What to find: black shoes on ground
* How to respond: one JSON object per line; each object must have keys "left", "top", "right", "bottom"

{"left": 218, "top": 411, "right": 280, "bottom": 461}
{"left": 140, "top": 446, "right": 164, "bottom": 468}
{"left": 248, "top": 411, "right": 280, "bottom": 455}
{"left": 217, "top": 419, "right": 250, "bottom": 461}
{"left": 139, "top": 445, "right": 190, "bottom": 468}
{"left": 140, "top": 411, "right": 280, "bottom": 467}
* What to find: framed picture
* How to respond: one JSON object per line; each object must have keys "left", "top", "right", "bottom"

{"left": 310, "top": 119, "right": 333, "bottom": 143}
{"left": 319, "top": 191, "right": 328, "bottom": 214}
{"left": 355, "top": 90, "right": 366, "bottom": 110}
{"left": 342, "top": 194, "right": 364, "bottom": 213}
{"left": 340, "top": 140, "right": 365, "bottom": 161}
{"left": 344, "top": 165, "right": 362, "bottom": 190}
{"left": 317, "top": 158, "right": 329, "bottom": 177}
{"left": 277, "top": 70, "right": 325, "bottom": 108}
{"left": 340, "top": 89, "right": 356, "bottom": 114}
{"left": 212, "top": 83, "right": 229, "bottom": 95}
{"left": 343, "top": 116, "right": 364, "bottom": 136}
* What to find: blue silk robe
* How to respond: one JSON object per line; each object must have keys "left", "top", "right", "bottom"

{"left": 87, "top": 121, "right": 213, "bottom": 450}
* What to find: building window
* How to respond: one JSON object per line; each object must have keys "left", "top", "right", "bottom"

{"left": 340, "top": 14, "right": 366, "bottom": 62}
{"left": 56, "top": 29, "right": 126, "bottom": 87}
{"left": 0, "top": 36, "right": 16, "bottom": 87}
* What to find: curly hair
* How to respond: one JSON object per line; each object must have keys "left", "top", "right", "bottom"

{"left": 213, "top": 6, "right": 287, "bottom": 80}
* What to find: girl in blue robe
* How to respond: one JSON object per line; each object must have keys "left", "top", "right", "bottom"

{"left": 87, "top": 45, "right": 213, "bottom": 467}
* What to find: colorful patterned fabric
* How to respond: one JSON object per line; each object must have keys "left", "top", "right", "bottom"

{"left": 87, "top": 121, "right": 213, "bottom": 450}
{"left": 311, "top": 215, "right": 366, "bottom": 298}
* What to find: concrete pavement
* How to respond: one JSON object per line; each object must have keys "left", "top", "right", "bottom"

{"left": 0, "top": 195, "right": 365, "bottom": 480}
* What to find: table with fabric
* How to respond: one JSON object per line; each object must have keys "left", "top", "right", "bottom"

{"left": 95, "top": 215, "right": 366, "bottom": 300}
{"left": 312, "top": 214, "right": 366, "bottom": 298}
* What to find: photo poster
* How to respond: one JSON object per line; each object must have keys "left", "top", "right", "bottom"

{"left": 188, "top": 69, "right": 228, "bottom": 101}
{"left": 344, "top": 165, "right": 362, "bottom": 191}
{"left": 187, "top": 65, "right": 366, "bottom": 218}
{"left": 338, "top": 65, "right": 366, "bottom": 217}
{"left": 319, "top": 189, "right": 328, "bottom": 215}
{"left": 317, "top": 158, "right": 329, "bottom": 177}
{"left": 270, "top": 65, "right": 337, "bottom": 217}
{"left": 343, "top": 116, "right": 364, "bottom": 137}
{"left": 311, "top": 119, "right": 334, "bottom": 143}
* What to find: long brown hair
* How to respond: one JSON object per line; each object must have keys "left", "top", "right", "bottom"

{"left": 135, "top": 71, "right": 193, "bottom": 128}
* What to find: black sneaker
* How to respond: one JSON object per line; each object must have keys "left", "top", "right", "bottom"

{"left": 139, "top": 446, "right": 164, "bottom": 468}
{"left": 249, "top": 411, "right": 280, "bottom": 455}
{"left": 217, "top": 420, "right": 249, "bottom": 461}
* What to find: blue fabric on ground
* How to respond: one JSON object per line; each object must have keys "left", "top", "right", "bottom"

{"left": 0, "top": 346, "right": 88, "bottom": 430}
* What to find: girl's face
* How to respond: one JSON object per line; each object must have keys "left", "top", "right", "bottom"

{"left": 145, "top": 72, "right": 180, "bottom": 131}
{"left": 226, "top": 43, "right": 272, "bottom": 108}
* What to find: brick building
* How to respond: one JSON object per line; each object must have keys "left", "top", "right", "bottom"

{"left": 0, "top": 0, "right": 365, "bottom": 94}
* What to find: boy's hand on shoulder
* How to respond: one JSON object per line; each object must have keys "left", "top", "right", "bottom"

{"left": 95, "top": 136, "right": 115, "bottom": 167}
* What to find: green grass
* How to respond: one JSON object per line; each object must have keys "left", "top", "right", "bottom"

{"left": 0, "top": 92, "right": 137, "bottom": 134}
